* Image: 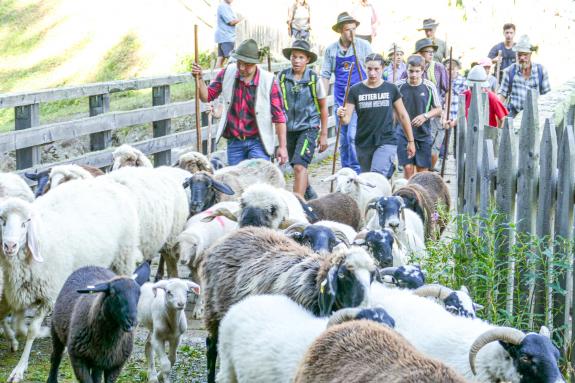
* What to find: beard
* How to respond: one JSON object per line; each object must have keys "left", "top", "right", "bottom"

{"left": 520, "top": 62, "right": 530, "bottom": 71}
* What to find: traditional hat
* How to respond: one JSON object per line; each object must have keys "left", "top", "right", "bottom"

{"left": 443, "top": 58, "right": 461, "bottom": 68}
{"left": 231, "top": 39, "right": 261, "bottom": 64}
{"left": 387, "top": 43, "right": 405, "bottom": 56}
{"left": 466, "top": 65, "right": 490, "bottom": 88}
{"left": 513, "top": 35, "right": 536, "bottom": 53}
{"left": 414, "top": 38, "right": 438, "bottom": 54}
{"left": 332, "top": 12, "right": 360, "bottom": 33}
{"left": 282, "top": 39, "right": 317, "bottom": 64}
{"left": 417, "top": 18, "right": 439, "bottom": 30}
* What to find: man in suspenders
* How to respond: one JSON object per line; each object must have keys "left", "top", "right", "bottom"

{"left": 278, "top": 40, "right": 329, "bottom": 199}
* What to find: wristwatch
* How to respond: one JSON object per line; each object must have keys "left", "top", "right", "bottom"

{"left": 424, "top": 112, "right": 430, "bottom": 120}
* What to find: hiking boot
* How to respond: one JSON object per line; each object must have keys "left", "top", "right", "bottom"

{"left": 304, "top": 185, "right": 318, "bottom": 200}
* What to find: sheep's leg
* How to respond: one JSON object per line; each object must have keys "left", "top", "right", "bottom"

{"left": 7, "top": 308, "right": 47, "bottom": 382}
{"left": 46, "top": 329, "right": 65, "bottom": 383}
{"left": 153, "top": 336, "right": 171, "bottom": 383}
{"left": 104, "top": 366, "right": 123, "bottom": 383}
{"left": 206, "top": 333, "right": 218, "bottom": 383}
{"left": 161, "top": 247, "right": 179, "bottom": 279}
{"left": 1, "top": 316, "right": 18, "bottom": 352}
{"left": 168, "top": 337, "right": 179, "bottom": 366}
{"left": 91, "top": 368, "right": 103, "bottom": 383}
{"left": 155, "top": 255, "right": 166, "bottom": 282}
{"left": 70, "top": 356, "right": 94, "bottom": 383}
{"left": 191, "top": 296, "right": 204, "bottom": 320}
{"left": 145, "top": 333, "right": 159, "bottom": 383}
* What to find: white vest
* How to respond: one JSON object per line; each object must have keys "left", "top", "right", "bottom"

{"left": 216, "top": 65, "right": 276, "bottom": 155}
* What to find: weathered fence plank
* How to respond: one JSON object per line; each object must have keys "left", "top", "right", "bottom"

{"left": 479, "top": 139, "right": 496, "bottom": 225}
{"left": 456, "top": 95, "right": 466, "bottom": 213}
{"left": 463, "top": 83, "right": 484, "bottom": 216}
{"left": 152, "top": 86, "right": 172, "bottom": 166}
{"left": 14, "top": 104, "right": 40, "bottom": 170}
{"left": 89, "top": 94, "right": 111, "bottom": 152}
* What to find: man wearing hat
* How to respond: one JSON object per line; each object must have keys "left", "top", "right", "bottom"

{"left": 321, "top": 12, "right": 372, "bottom": 174}
{"left": 278, "top": 40, "right": 328, "bottom": 199}
{"left": 464, "top": 65, "right": 508, "bottom": 128}
{"left": 418, "top": 18, "right": 446, "bottom": 63}
{"left": 498, "top": 35, "right": 550, "bottom": 118}
{"left": 382, "top": 44, "right": 406, "bottom": 82}
{"left": 191, "top": 39, "right": 288, "bottom": 165}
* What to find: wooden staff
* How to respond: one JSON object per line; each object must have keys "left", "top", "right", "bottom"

{"left": 206, "top": 56, "right": 217, "bottom": 156}
{"left": 194, "top": 24, "right": 202, "bottom": 153}
{"left": 495, "top": 49, "right": 502, "bottom": 89}
{"left": 330, "top": 62, "right": 355, "bottom": 193}
{"left": 392, "top": 44, "right": 397, "bottom": 83}
{"left": 440, "top": 47, "right": 453, "bottom": 178}
{"left": 350, "top": 33, "right": 363, "bottom": 81}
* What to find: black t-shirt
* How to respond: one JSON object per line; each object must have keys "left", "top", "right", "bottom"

{"left": 488, "top": 42, "right": 516, "bottom": 71}
{"left": 396, "top": 79, "right": 439, "bottom": 141}
{"left": 348, "top": 81, "right": 401, "bottom": 148}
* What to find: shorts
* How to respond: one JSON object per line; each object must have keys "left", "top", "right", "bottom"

{"left": 356, "top": 144, "right": 397, "bottom": 179}
{"left": 397, "top": 134, "right": 432, "bottom": 169}
{"left": 287, "top": 128, "right": 318, "bottom": 168}
{"left": 430, "top": 117, "right": 445, "bottom": 155}
{"left": 218, "top": 42, "right": 235, "bottom": 58}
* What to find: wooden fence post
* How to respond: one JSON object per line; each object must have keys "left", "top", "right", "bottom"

{"left": 534, "top": 118, "right": 557, "bottom": 329}
{"left": 152, "top": 85, "right": 172, "bottom": 166}
{"left": 89, "top": 94, "right": 111, "bottom": 151}
{"left": 463, "top": 83, "right": 484, "bottom": 217}
{"left": 479, "top": 139, "right": 496, "bottom": 228}
{"left": 456, "top": 94, "right": 466, "bottom": 213}
{"left": 15, "top": 104, "right": 40, "bottom": 170}
{"left": 495, "top": 117, "right": 517, "bottom": 314}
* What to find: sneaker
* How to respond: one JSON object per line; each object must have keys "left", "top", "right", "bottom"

{"left": 304, "top": 185, "right": 318, "bottom": 200}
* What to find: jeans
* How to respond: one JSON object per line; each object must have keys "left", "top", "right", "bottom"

{"left": 334, "top": 108, "right": 360, "bottom": 173}
{"left": 227, "top": 137, "right": 270, "bottom": 166}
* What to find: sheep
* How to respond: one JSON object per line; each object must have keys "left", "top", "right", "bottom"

{"left": 393, "top": 184, "right": 435, "bottom": 239}
{"left": 137, "top": 278, "right": 201, "bottom": 383}
{"left": 322, "top": 167, "right": 391, "bottom": 225}
{"left": 391, "top": 177, "right": 408, "bottom": 194}
{"left": 184, "top": 158, "right": 285, "bottom": 215}
{"left": 26, "top": 164, "right": 105, "bottom": 197}
{"left": 283, "top": 221, "right": 356, "bottom": 254}
{"left": 198, "top": 227, "right": 378, "bottom": 383}
{"left": 217, "top": 294, "right": 395, "bottom": 383}
{"left": 303, "top": 192, "right": 362, "bottom": 231}
{"left": 294, "top": 319, "right": 467, "bottom": 383}
{"left": 378, "top": 265, "right": 426, "bottom": 289}
{"left": 112, "top": 144, "right": 153, "bottom": 170}
{"left": 366, "top": 196, "right": 426, "bottom": 261}
{"left": 47, "top": 261, "right": 151, "bottom": 383}
{"left": 0, "top": 178, "right": 142, "bottom": 382}
{"left": 370, "top": 282, "right": 564, "bottom": 382}
{"left": 413, "top": 284, "right": 483, "bottom": 318}
{"left": 408, "top": 171, "right": 451, "bottom": 235}
{"left": 103, "top": 166, "right": 191, "bottom": 278}
{"left": 174, "top": 151, "right": 213, "bottom": 174}
{"left": 354, "top": 229, "right": 408, "bottom": 267}
{"left": 210, "top": 157, "right": 225, "bottom": 171}
{"left": 0, "top": 173, "right": 34, "bottom": 203}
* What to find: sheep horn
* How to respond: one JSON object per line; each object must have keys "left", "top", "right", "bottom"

{"left": 200, "top": 207, "right": 238, "bottom": 223}
{"left": 413, "top": 284, "right": 454, "bottom": 300}
{"left": 352, "top": 229, "right": 368, "bottom": 245}
{"left": 283, "top": 222, "right": 309, "bottom": 235}
{"left": 333, "top": 229, "right": 350, "bottom": 247}
{"left": 326, "top": 307, "right": 363, "bottom": 328}
{"left": 379, "top": 267, "right": 398, "bottom": 276}
{"left": 469, "top": 327, "right": 525, "bottom": 375}
{"left": 278, "top": 218, "right": 303, "bottom": 230}
{"left": 539, "top": 326, "right": 551, "bottom": 338}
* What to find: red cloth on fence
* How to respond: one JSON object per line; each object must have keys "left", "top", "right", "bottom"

{"left": 464, "top": 89, "right": 509, "bottom": 128}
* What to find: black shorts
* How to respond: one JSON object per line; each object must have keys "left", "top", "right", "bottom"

{"left": 396, "top": 134, "right": 432, "bottom": 169}
{"left": 287, "top": 128, "right": 318, "bottom": 168}
{"left": 218, "top": 42, "right": 234, "bottom": 58}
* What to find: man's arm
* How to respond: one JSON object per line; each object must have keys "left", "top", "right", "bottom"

{"left": 318, "top": 98, "right": 329, "bottom": 152}
{"left": 336, "top": 101, "right": 355, "bottom": 125}
{"left": 270, "top": 79, "right": 288, "bottom": 165}
{"left": 498, "top": 68, "right": 511, "bottom": 103}
{"left": 274, "top": 122, "right": 288, "bottom": 165}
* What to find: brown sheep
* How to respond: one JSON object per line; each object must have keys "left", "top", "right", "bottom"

{"left": 408, "top": 171, "right": 451, "bottom": 235}
{"left": 392, "top": 184, "right": 434, "bottom": 239}
{"left": 294, "top": 320, "right": 467, "bottom": 383}
{"left": 305, "top": 192, "right": 362, "bottom": 231}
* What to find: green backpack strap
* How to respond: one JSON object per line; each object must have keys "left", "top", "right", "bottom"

{"left": 308, "top": 72, "right": 320, "bottom": 114}
{"left": 279, "top": 70, "right": 289, "bottom": 111}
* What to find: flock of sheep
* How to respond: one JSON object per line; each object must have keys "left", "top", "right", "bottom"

{"left": 0, "top": 143, "right": 565, "bottom": 383}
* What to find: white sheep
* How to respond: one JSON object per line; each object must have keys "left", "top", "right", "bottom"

{"left": 174, "top": 151, "right": 213, "bottom": 174}
{"left": 112, "top": 144, "right": 153, "bottom": 170}
{"left": 0, "top": 173, "right": 34, "bottom": 203}
{"left": 370, "top": 282, "right": 564, "bottom": 382}
{"left": 137, "top": 278, "right": 201, "bottom": 383}
{"left": 0, "top": 178, "right": 142, "bottom": 382}
{"left": 215, "top": 158, "right": 285, "bottom": 189}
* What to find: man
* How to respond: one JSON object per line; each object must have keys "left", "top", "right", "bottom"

{"left": 215, "top": 0, "right": 243, "bottom": 68}
{"left": 498, "top": 35, "right": 550, "bottom": 118}
{"left": 396, "top": 55, "right": 442, "bottom": 179}
{"left": 464, "top": 65, "right": 508, "bottom": 128}
{"left": 191, "top": 39, "right": 288, "bottom": 165}
{"left": 321, "top": 12, "right": 372, "bottom": 174}
{"left": 488, "top": 23, "right": 517, "bottom": 81}
{"left": 418, "top": 18, "right": 446, "bottom": 63}
{"left": 278, "top": 40, "right": 328, "bottom": 199}
{"left": 337, "top": 53, "right": 415, "bottom": 178}
{"left": 383, "top": 44, "right": 406, "bottom": 82}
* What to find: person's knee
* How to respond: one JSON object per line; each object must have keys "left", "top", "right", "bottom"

{"left": 294, "top": 164, "right": 307, "bottom": 175}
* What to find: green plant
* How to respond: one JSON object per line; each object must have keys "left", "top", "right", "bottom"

{"left": 180, "top": 50, "right": 217, "bottom": 72}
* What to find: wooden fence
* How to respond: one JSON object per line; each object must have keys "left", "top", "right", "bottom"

{"left": 457, "top": 83, "right": 575, "bottom": 366}
{"left": 0, "top": 63, "right": 337, "bottom": 178}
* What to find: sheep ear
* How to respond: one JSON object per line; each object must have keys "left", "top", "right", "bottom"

{"left": 473, "top": 303, "right": 484, "bottom": 311}
{"left": 78, "top": 282, "right": 110, "bottom": 294}
{"left": 321, "top": 175, "right": 337, "bottom": 183}
{"left": 172, "top": 160, "right": 180, "bottom": 167}
{"left": 151, "top": 280, "right": 168, "bottom": 297}
{"left": 211, "top": 180, "right": 235, "bottom": 195}
{"left": 182, "top": 178, "right": 191, "bottom": 189}
{"left": 318, "top": 265, "right": 338, "bottom": 316}
{"left": 27, "top": 212, "right": 43, "bottom": 263}
{"left": 132, "top": 260, "right": 151, "bottom": 286}
{"left": 287, "top": 232, "right": 304, "bottom": 242}
{"left": 187, "top": 281, "right": 201, "bottom": 295}
{"left": 366, "top": 201, "right": 378, "bottom": 212}
{"left": 24, "top": 172, "right": 40, "bottom": 181}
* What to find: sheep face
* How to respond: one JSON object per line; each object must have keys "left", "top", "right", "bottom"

{"left": 369, "top": 196, "right": 405, "bottom": 230}
{"left": 292, "top": 225, "right": 339, "bottom": 254}
{"left": 183, "top": 173, "right": 235, "bottom": 215}
{"left": 239, "top": 187, "right": 288, "bottom": 229}
{"left": 153, "top": 279, "right": 201, "bottom": 311}
{"left": 381, "top": 265, "right": 425, "bottom": 289}
{"left": 443, "top": 288, "right": 482, "bottom": 319}
{"left": 364, "top": 230, "right": 394, "bottom": 267}
{"left": 354, "top": 307, "right": 396, "bottom": 328}
{"left": 0, "top": 199, "right": 31, "bottom": 257}
{"left": 210, "top": 158, "right": 225, "bottom": 171}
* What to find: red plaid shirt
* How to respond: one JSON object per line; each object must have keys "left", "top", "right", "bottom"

{"left": 207, "top": 66, "right": 286, "bottom": 139}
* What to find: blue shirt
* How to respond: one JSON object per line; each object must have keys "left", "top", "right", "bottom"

{"left": 215, "top": 2, "right": 237, "bottom": 43}
{"left": 320, "top": 38, "right": 373, "bottom": 80}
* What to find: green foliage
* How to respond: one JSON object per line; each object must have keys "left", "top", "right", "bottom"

{"left": 180, "top": 50, "right": 217, "bottom": 72}
{"left": 0, "top": 0, "right": 51, "bottom": 56}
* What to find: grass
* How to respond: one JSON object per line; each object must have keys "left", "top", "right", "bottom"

{"left": 0, "top": 0, "right": 53, "bottom": 56}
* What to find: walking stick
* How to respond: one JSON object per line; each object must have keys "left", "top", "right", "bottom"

{"left": 194, "top": 24, "right": 202, "bottom": 153}
{"left": 330, "top": 62, "right": 355, "bottom": 193}
{"left": 206, "top": 57, "right": 217, "bottom": 156}
{"left": 350, "top": 33, "right": 363, "bottom": 81}
{"left": 392, "top": 43, "right": 397, "bottom": 83}
{"left": 440, "top": 47, "right": 453, "bottom": 178}
{"left": 495, "top": 49, "right": 502, "bottom": 90}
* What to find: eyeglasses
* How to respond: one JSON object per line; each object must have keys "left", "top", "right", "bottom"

{"left": 421, "top": 50, "right": 434, "bottom": 54}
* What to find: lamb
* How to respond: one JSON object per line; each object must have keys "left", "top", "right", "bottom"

{"left": 303, "top": 192, "right": 362, "bottom": 231}
{"left": 217, "top": 294, "right": 395, "bottom": 383}
{"left": 0, "top": 178, "right": 142, "bottom": 382}
{"left": 283, "top": 221, "right": 356, "bottom": 254}
{"left": 370, "top": 282, "right": 564, "bottom": 382}
{"left": 112, "top": 144, "right": 153, "bottom": 170}
{"left": 47, "top": 261, "right": 151, "bottom": 383}
{"left": 174, "top": 151, "right": 213, "bottom": 174}
{"left": 408, "top": 171, "right": 451, "bottom": 235}
{"left": 198, "top": 226, "right": 377, "bottom": 383}
{"left": 0, "top": 173, "right": 34, "bottom": 203}
{"left": 294, "top": 319, "right": 467, "bottom": 383}
{"left": 392, "top": 184, "right": 435, "bottom": 239}
{"left": 137, "top": 278, "right": 201, "bottom": 383}
{"left": 184, "top": 158, "right": 285, "bottom": 215}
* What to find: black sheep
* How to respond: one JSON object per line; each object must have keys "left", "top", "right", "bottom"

{"left": 46, "top": 261, "right": 150, "bottom": 383}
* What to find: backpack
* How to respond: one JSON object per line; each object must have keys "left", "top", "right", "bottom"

{"left": 279, "top": 68, "right": 320, "bottom": 114}
{"left": 507, "top": 63, "right": 544, "bottom": 96}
